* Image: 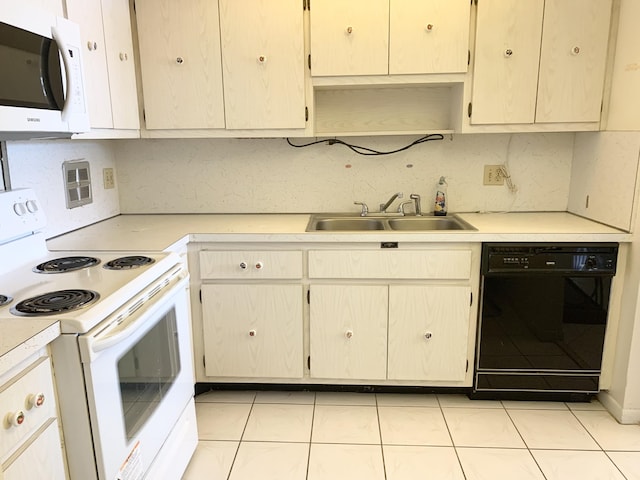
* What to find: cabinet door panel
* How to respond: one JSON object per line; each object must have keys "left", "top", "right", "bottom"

{"left": 310, "top": 0, "right": 389, "bottom": 76}
{"left": 471, "top": 0, "right": 544, "bottom": 124}
{"left": 219, "top": 0, "right": 305, "bottom": 129}
{"left": 389, "top": 0, "right": 470, "bottom": 74}
{"left": 310, "top": 285, "right": 388, "bottom": 380}
{"left": 66, "top": 0, "right": 113, "bottom": 128}
{"left": 135, "top": 0, "right": 225, "bottom": 129}
{"left": 3, "top": 420, "right": 65, "bottom": 480}
{"left": 201, "top": 285, "right": 303, "bottom": 378}
{"left": 535, "top": 0, "right": 612, "bottom": 123}
{"left": 388, "top": 285, "right": 470, "bottom": 381}
{"left": 101, "top": 0, "right": 139, "bottom": 129}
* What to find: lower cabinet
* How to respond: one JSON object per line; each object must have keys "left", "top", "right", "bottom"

{"left": 201, "top": 284, "right": 303, "bottom": 378}
{"left": 309, "top": 284, "right": 471, "bottom": 382}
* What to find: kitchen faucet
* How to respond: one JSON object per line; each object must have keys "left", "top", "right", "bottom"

{"left": 380, "top": 192, "right": 403, "bottom": 213}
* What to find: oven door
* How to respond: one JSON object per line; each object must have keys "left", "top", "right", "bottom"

{"left": 78, "top": 271, "right": 194, "bottom": 480}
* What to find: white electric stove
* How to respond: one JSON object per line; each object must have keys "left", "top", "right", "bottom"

{"left": 0, "top": 189, "right": 197, "bottom": 480}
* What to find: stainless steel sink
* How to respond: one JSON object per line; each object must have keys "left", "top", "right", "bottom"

{"left": 313, "top": 218, "right": 386, "bottom": 231}
{"left": 388, "top": 217, "right": 472, "bottom": 231}
{"left": 306, "top": 214, "right": 476, "bottom": 232}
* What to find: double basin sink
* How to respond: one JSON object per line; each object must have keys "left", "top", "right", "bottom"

{"left": 306, "top": 214, "right": 476, "bottom": 232}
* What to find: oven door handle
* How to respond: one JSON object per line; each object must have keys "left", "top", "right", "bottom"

{"left": 87, "top": 272, "right": 188, "bottom": 355}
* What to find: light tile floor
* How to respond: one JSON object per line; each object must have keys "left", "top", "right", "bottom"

{"left": 182, "top": 390, "right": 640, "bottom": 480}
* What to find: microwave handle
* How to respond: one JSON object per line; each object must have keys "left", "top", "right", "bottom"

{"left": 51, "top": 26, "right": 78, "bottom": 123}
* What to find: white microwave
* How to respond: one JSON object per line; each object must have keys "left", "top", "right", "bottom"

{"left": 0, "top": 6, "right": 89, "bottom": 140}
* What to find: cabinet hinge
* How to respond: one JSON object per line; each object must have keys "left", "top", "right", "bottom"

{"left": 305, "top": 106, "right": 309, "bottom": 122}
{"left": 308, "top": 54, "right": 311, "bottom": 71}
{"left": 307, "top": 289, "right": 310, "bottom": 304}
{"left": 468, "top": 50, "right": 471, "bottom": 66}
{"left": 142, "top": 109, "right": 146, "bottom": 122}
{"left": 199, "top": 289, "right": 202, "bottom": 303}
{"left": 470, "top": 292, "right": 473, "bottom": 306}
{"left": 307, "top": 356, "right": 311, "bottom": 370}
{"left": 467, "top": 102, "right": 472, "bottom": 118}
{"left": 203, "top": 356, "right": 206, "bottom": 368}
{"left": 466, "top": 359, "right": 469, "bottom": 372}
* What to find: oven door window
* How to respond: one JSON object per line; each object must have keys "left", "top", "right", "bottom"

{"left": 117, "top": 306, "right": 181, "bottom": 440}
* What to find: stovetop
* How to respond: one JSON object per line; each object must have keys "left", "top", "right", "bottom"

{"left": 0, "top": 189, "right": 180, "bottom": 334}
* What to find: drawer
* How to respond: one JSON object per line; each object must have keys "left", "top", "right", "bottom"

{"left": 1, "top": 357, "right": 57, "bottom": 459}
{"left": 200, "top": 251, "right": 303, "bottom": 279}
{"left": 308, "top": 250, "right": 472, "bottom": 279}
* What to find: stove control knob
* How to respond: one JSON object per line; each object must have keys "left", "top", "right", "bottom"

{"left": 6, "top": 410, "right": 25, "bottom": 428}
{"left": 28, "top": 393, "right": 46, "bottom": 408}
{"left": 13, "top": 202, "right": 27, "bottom": 216}
{"left": 25, "top": 200, "right": 39, "bottom": 213}
{"left": 585, "top": 256, "right": 598, "bottom": 269}
{"left": 239, "top": 262, "right": 248, "bottom": 270}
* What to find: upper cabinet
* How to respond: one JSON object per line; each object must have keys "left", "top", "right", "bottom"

{"left": 470, "top": 0, "right": 612, "bottom": 127}
{"left": 218, "top": 0, "right": 305, "bottom": 129}
{"left": 135, "top": 0, "right": 225, "bottom": 130}
{"left": 135, "top": 0, "right": 306, "bottom": 133}
{"left": 66, "top": 0, "right": 140, "bottom": 135}
{"left": 310, "top": 0, "right": 470, "bottom": 76}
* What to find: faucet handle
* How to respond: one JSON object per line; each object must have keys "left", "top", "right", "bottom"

{"left": 398, "top": 201, "right": 413, "bottom": 215}
{"left": 354, "top": 201, "right": 369, "bottom": 216}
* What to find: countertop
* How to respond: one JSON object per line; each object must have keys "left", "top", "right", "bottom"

{"left": 46, "top": 212, "right": 631, "bottom": 252}
{"left": 5, "top": 211, "right": 628, "bottom": 368}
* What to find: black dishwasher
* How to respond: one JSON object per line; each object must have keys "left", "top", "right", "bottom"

{"left": 472, "top": 243, "right": 618, "bottom": 401}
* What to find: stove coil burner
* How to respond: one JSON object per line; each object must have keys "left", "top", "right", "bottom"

{"left": 11, "top": 289, "right": 100, "bottom": 316}
{"left": 0, "top": 295, "right": 12, "bottom": 307}
{"left": 103, "top": 256, "right": 155, "bottom": 270}
{"left": 33, "top": 256, "right": 101, "bottom": 273}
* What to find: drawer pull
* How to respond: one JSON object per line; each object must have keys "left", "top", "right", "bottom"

{"left": 6, "top": 410, "right": 25, "bottom": 428}
{"left": 424, "top": 332, "right": 433, "bottom": 340}
{"left": 345, "top": 330, "right": 354, "bottom": 339}
{"left": 239, "top": 262, "right": 248, "bottom": 270}
{"left": 248, "top": 329, "right": 257, "bottom": 337}
{"left": 255, "top": 262, "right": 264, "bottom": 270}
{"left": 28, "top": 393, "right": 46, "bottom": 408}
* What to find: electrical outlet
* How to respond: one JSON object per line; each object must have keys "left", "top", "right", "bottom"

{"left": 483, "top": 165, "right": 504, "bottom": 186}
{"left": 103, "top": 168, "right": 115, "bottom": 189}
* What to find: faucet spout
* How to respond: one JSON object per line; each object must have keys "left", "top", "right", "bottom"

{"left": 380, "top": 192, "right": 403, "bottom": 213}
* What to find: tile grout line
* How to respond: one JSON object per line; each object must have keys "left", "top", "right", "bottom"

{"left": 502, "top": 405, "right": 550, "bottom": 480}
{"left": 305, "top": 393, "right": 317, "bottom": 480}
{"left": 436, "top": 394, "right": 469, "bottom": 480}
{"left": 375, "top": 394, "right": 388, "bottom": 480}
{"left": 225, "top": 392, "right": 257, "bottom": 480}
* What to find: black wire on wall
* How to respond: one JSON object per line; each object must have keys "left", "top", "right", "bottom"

{"left": 286, "top": 134, "right": 444, "bottom": 156}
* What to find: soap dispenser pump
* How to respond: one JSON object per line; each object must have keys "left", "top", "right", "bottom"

{"left": 434, "top": 176, "right": 448, "bottom": 216}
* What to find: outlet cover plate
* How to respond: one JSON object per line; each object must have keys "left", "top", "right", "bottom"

{"left": 483, "top": 165, "right": 504, "bottom": 186}
{"left": 103, "top": 168, "right": 115, "bottom": 189}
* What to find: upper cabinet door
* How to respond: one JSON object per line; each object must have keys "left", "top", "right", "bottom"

{"left": 65, "top": 0, "right": 113, "bottom": 129}
{"left": 310, "top": 0, "right": 389, "bottom": 76}
{"left": 101, "top": 0, "right": 139, "bottom": 129}
{"left": 135, "top": 0, "right": 225, "bottom": 130}
{"left": 470, "top": 0, "right": 544, "bottom": 125}
{"left": 389, "top": 0, "right": 470, "bottom": 74}
{"left": 535, "top": 0, "right": 612, "bottom": 123}
{"left": 219, "top": 0, "right": 305, "bottom": 129}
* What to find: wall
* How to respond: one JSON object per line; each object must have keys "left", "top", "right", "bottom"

{"left": 6, "top": 139, "right": 120, "bottom": 238}
{"left": 114, "top": 133, "right": 574, "bottom": 215}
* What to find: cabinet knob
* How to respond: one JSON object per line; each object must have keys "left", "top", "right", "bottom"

{"left": 504, "top": 49, "right": 513, "bottom": 57}
{"left": 248, "top": 329, "right": 257, "bottom": 337}
{"left": 239, "top": 262, "right": 248, "bottom": 269}
{"left": 426, "top": 23, "right": 434, "bottom": 31}
{"left": 346, "top": 26, "right": 353, "bottom": 34}
{"left": 345, "top": 330, "right": 354, "bottom": 339}
{"left": 176, "top": 57, "right": 185, "bottom": 65}
{"left": 258, "top": 55, "right": 267, "bottom": 64}
{"left": 119, "top": 52, "right": 129, "bottom": 61}
{"left": 87, "top": 41, "right": 98, "bottom": 51}
{"left": 424, "top": 332, "right": 433, "bottom": 340}
{"left": 255, "top": 261, "right": 264, "bottom": 270}
{"left": 28, "top": 393, "right": 46, "bottom": 408}
{"left": 6, "top": 411, "right": 25, "bottom": 428}
{"left": 571, "top": 46, "right": 581, "bottom": 55}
